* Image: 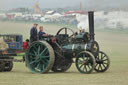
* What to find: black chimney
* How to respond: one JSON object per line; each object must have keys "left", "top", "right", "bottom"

{"left": 88, "top": 11, "right": 95, "bottom": 41}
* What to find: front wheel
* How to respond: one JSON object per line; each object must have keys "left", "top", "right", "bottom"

{"left": 0, "top": 61, "right": 5, "bottom": 72}
{"left": 4, "top": 61, "right": 13, "bottom": 71}
{"left": 75, "top": 51, "right": 96, "bottom": 74}
{"left": 94, "top": 51, "right": 110, "bottom": 72}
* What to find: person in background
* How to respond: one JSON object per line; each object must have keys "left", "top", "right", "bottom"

{"left": 30, "top": 24, "right": 38, "bottom": 43}
{"left": 23, "top": 39, "right": 29, "bottom": 50}
{"left": 79, "top": 26, "right": 85, "bottom": 33}
{"left": 23, "top": 39, "right": 29, "bottom": 62}
{"left": 38, "top": 26, "right": 48, "bottom": 40}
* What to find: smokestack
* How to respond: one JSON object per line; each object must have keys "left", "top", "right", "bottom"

{"left": 88, "top": 11, "right": 95, "bottom": 41}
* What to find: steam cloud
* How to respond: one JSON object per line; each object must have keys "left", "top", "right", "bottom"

{"left": 84, "top": 0, "right": 128, "bottom": 11}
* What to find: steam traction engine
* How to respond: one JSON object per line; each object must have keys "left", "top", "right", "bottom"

{"left": 25, "top": 11, "right": 110, "bottom": 74}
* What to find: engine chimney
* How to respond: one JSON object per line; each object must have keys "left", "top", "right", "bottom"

{"left": 88, "top": 11, "right": 95, "bottom": 41}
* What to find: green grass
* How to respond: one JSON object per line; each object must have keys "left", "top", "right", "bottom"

{"left": 0, "top": 21, "right": 77, "bottom": 41}
{"left": 0, "top": 21, "right": 128, "bottom": 85}
{"left": 96, "top": 28, "right": 128, "bottom": 34}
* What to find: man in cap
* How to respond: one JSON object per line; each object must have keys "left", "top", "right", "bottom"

{"left": 30, "top": 23, "right": 38, "bottom": 43}
{"left": 38, "top": 26, "right": 48, "bottom": 40}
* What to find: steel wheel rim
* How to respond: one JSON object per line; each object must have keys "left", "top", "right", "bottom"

{"left": 94, "top": 51, "right": 110, "bottom": 72}
{"left": 26, "top": 41, "right": 51, "bottom": 73}
{"left": 56, "top": 27, "right": 75, "bottom": 35}
{"left": 76, "top": 51, "right": 95, "bottom": 74}
{"left": 4, "top": 61, "right": 13, "bottom": 71}
{"left": 0, "top": 61, "right": 5, "bottom": 72}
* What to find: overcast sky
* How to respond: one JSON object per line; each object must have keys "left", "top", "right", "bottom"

{"left": 0, "top": 0, "right": 128, "bottom": 10}
{"left": 0, "top": 0, "right": 84, "bottom": 10}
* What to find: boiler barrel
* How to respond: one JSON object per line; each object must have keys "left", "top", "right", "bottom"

{"left": 62, "top": 43, "right": 87, "bottom": 57}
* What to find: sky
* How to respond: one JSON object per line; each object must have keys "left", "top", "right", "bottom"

{"left": 0, "top": 0, "right": 85, "bottom": 10}
{"left": 0, "top": 0, "right": 128, "bottom": 10}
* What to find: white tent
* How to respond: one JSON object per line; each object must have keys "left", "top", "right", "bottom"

{"left": 51, "top": 13, "right": 62, "bottom": 18}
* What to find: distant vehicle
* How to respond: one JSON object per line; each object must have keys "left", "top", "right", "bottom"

{"left": 0, "top": 34, "right": 23, "bottom": 72}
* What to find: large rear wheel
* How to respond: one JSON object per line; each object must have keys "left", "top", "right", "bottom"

{"left": 25, "top": 41, "right": 55, "bottom": 73}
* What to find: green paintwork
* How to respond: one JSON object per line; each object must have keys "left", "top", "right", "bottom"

{"left": 75, "top": 32, "right": 86, "bottom": 41}
{"left": 62, "top": 43, "right": 87, "bottom": 56}
{"left": 25, "top": 42, "right": 50, "bottom": 73}
{"left": 73, "top": 44, "right": 86, "bottom": 54}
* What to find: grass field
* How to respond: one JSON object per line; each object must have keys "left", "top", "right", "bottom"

{"left": 0, "top": 21, "right": 128, "bottom": 85}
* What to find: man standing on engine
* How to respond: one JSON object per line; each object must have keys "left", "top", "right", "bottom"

{"left": 38, "top": 26, "right": 48, "bottom": 40}
{"left": 30, "top": 23, "right": 38, "bottom": 43}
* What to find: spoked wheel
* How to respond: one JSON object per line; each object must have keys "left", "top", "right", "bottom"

{"left": 0, "top": 61, "right": 5, "bottom": 72}
{"left": 56, "top": 27, "right": 75, "bottom": 38}
{"left": 94, "top": 51, "right": 110, "bottom": 72}
{"left": 75, "top": 51, "right": 96, "bottom": 74}
{"left": 56, "top": 27, "right": 75, "bottom": 35}
{"left": 25, "top": 41, "right": 55, "bottom": 73}
{"left": 51, "top": 62, "right": 72, "bottom": 72}
{"left": 4, "top": 61, "right": 13, "bottom": 71}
